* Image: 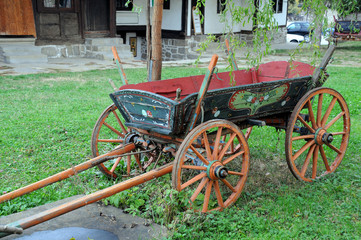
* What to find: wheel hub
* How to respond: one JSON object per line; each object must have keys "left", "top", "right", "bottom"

{"left": 207, "top": 161, "right": 228, "bottom": 180}
{"left": 314, "top": 128, "right": 333, "bottom": 145}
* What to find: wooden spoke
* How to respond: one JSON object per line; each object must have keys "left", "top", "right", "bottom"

{"left": 307, "top": 100, "right": 317, "bottom": 129}
{"left": 292, "top": 135, "right": 314, "bottom": 141}
{"left": 325, "top": 143, "right": 342, "bottom": 155}
{"left": 228, "top": 171, "right": 244, "bottom": 176}
{"left": 230, "top": 141, "right": 235, "bottom": 153}
{"left": 331, "top": 132, "right": 346, "bottom": 136}
{"left": 214, "top": 181, "right": 225, "bottom": 208}
{"left": 190, "top": 178, "right": 209, "bottom": 202}
{"left": 110, "top": 157, "right": 122, "bottom": 173}
{"left": 296, "top": 115, "right": 315, "bottom": 133}
{"left": 97, "top": 139, "right": 123, "bottom": 143}
{"left": 113, "top": 110, "right": 127, "bottom": 133}
{"left": 312, "top": 145, "right": 319, "bottom": 179}
{"left": 300, "top": 144, "right": 315, "bottom": 177}
{"left": 244, "top": 127, "right": 253, "bottom": 140}
{"left": 319, "top": 146, "right": 331, "bottom": 171}
{"left": 293, "top": 140, "right": 315, "bottom": 161}
{"left": 181, "top": 172, "right": 207, "bottom": 190}
{"left": 317, "top": 93, "right": 323, "bottom": 127}
{"left": 221, "top": 179, "right": 236, "bottom": 192}
{"left": 103, "top": 122, "right": 124, "bottom": 137}
{"left": 126, "top": 155, "right": 131, "bottom": 175}
{"left": 181, "top": 165, "right": 207, "bottom": 171}
{"left": 203, "top": 132, "right": 212, "bottom": 161}
{"left": 190, "top": 145, "right": 209, "bottom": 165}
{"left": 321, "top": 96, "right": 337, "bottom": 127}
{"left": 202, "top": 180, "right": 213, "bottom": 212}
{"left": 218, "top": 133, "right": 237, "bottom": 161}
{"left": 134, "top": 154, "right": 143, "bottom": 171}
{"left": 212, "top": 127, "right": 223, "bottom": 160}
{"left": 222, "top": 150, "right": 245, "bottom": 165}
{"left": 325, "top": 111, "right": 345, "bottom": 130}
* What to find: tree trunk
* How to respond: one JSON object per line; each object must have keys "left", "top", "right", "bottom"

{"left": 151, "top": 0, "right": 164, "bottom": 81}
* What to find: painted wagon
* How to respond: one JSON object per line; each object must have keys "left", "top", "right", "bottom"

{"left": 0, "top": 44, "right": 350, "bottom": 238}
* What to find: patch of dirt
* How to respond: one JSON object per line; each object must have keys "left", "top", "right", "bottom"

{"left": 0, "top": 70, "right": 16, "bottom": 75}
{"left": 0, "top": 65, "right": 13, "bottom": 70}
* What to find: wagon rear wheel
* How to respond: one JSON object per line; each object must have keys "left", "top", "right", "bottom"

{"left": 91, "top": 104, "right": 147, "bottom": 179}
{"left": 172, "top": 120, "right": 250, "bottom": 212}
{"left": 285, "top": 88, "right": 350, "bottom": 182}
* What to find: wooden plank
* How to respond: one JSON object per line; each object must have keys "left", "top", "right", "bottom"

{"left": 0, "top": 0, "right": 36, "bottom": 37}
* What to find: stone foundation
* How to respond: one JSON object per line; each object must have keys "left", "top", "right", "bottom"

{"left": 140, "top": 26, "right": 287, "bottom": 61}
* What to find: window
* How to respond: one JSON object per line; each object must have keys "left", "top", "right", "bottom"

{"left": 217, "top": 0, "right": 226, "bottom": 14}
{"left": 39, "top": 0, "right": 74, "bottom": 12}
{"left": 272, "top": 0, "right": 283, "bottom": 13}
{"left": 116, "top": 0, "right": 133, "bottom": 11}
{"left": 163, "top": 0, "right": 170, "bottom": 10}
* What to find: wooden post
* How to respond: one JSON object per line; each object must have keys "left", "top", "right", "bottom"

{"left": 151, "top": 0, "right": 164, "bottom": 81}
{"left": 146, "top": 0, "right": 152, "bottom": 81}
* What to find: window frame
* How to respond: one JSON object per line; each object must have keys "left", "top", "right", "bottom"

{"left": 272, "top": 0, "right": 283, "bottom": 14}
{"left": 116, "top": 0, "right": 133, "bottom": 11}
{"left": 37, "top": 0, "right": 75, "bottom": 13}
{"left": 163, "top": 0, "right": 170, "bottom": 10}
{"left": 217, "top": 0, "right": 226, "bottom": 14}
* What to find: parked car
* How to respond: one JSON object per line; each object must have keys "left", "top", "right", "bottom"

{"left": 287, "top": 34, "right": 305, "bottom": 43}
{"left": 287, "top": 21, "right": 311, "bottom": 36}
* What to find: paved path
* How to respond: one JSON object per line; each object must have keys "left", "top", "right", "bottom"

{"left": 0, "top": 43, "right": 302, "bottom": 76}
{"left": 0, "top": 195, "right": 167, "bottom": 240}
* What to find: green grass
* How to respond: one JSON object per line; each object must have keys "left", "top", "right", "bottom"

{"left": 1, "top": 51, "right": 360, "bottom": 239}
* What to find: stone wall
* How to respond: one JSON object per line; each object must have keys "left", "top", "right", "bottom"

{"left": 139, "top": 26, "right": 287, "bottom": 61}
{"left": 140, "top": 38, "right": 198, "bottom": 61}
{"left": 41, "top": 45, "right": 87, "bottom": 58}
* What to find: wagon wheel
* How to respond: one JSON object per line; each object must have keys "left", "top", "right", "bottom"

{"left": 91, "top": 104, "right": 155, "bottom": 179}
{"left": 172, "top": 120, "right": 250, "bottom": 212}
{"left": 285, "top": 88, "right": 350, "bottom": 182}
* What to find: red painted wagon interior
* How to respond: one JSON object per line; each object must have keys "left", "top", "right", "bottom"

{"left": 118, "top": 61, "right": 314, "bottom": 100}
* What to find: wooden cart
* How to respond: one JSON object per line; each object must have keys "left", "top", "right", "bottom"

{"left": 0, "top": 45, "right": 350, "bottom": 238}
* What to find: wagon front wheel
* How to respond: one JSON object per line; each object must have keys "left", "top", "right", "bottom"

{"left": 172, "top": 120, "right": 250, "bottom": 212}
{"left": 285, "top": 88, "right": 350, "bottom": 182}
{"left": 91, "top": 104, "right": 145, "bottom": 179}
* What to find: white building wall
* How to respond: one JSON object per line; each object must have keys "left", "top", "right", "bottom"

{"left": 272, "top": 0, "right": 287, "bottom": 26}
{"left": 162, "top": 0, "right": 182, "bottom": 30}
{"left": 204, "top": 0, "right": 241, "bottom": 34}
{"left": 116, "top": 0, "right": 182, "bottom": 31}
{"left": 204, "top": 0, "right": 287, "bottom": 34}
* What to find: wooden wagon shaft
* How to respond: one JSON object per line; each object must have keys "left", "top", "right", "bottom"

{"left": 311, "top": 45, "right": 336, "bottom": 86}
{"left": 112, "top": 46, "right": 129, "bottom": 85}
{"left": 0, "top": 163, "right": 173, "bottom": 238}
{"left": 225, "top": 39, "right": 239, "bottom": 71}
{"left": 0, "top": 144, "right": 136, "bottom": 204}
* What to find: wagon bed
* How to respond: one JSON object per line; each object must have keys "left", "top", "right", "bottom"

{"left": 111, "top": 61, "right": 315, "bottom": 136}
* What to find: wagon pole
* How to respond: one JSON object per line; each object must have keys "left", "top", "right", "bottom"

{"left": 0, "top": 163, "right": 173, "bottom": 239}
{"left": 311, "top": 44, "right": 336, "bottom": 87}
{"left": 0, "top": 144, "right": 136, "bottom": 204}
{"left": 112, "top": 46, "right": 129, "bottom": 86}
{"left": 225, "top": 39, "right": 239, "bottom": 71}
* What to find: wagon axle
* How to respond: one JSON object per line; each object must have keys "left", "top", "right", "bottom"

{"left": 314, "top": 128, "right": 334, "bottom": 145}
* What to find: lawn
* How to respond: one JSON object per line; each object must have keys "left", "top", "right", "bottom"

{"left": 0, "top": 45, "right": 360, "bottom": 239}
